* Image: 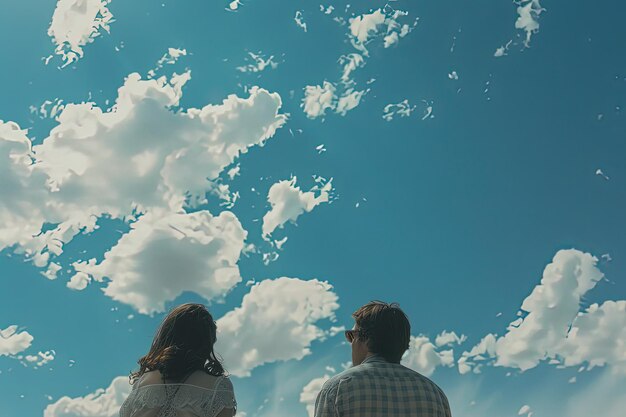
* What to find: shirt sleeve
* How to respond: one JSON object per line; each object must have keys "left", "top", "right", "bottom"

{"left": 214, "top": 376, "right": 237, "bottom": 411}
{"left": 314, "top": 380, "right": 339, "bottom": 417}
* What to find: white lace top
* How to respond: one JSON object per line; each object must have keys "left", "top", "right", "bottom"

{"left": 119, "top": 371, "right": 237, "bottom": 417}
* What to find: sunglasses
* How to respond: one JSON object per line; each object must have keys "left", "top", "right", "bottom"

{"left": 344, "top": 329, "right": 357, "bottom": 343}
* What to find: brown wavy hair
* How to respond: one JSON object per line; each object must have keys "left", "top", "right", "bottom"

{"left": 129, "top": 303, "right": 226, "bottom": 384}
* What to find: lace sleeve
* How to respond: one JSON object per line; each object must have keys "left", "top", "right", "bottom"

{"left": 204, "top": 376, "right": 237, "bottom": 416}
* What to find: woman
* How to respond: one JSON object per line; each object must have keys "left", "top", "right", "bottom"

{"left": 119, "top": 303, "right": 236, "bottom": 417}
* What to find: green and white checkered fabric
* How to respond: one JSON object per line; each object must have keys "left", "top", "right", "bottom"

{"left": 314, "top": 355, "right": 451, "bottom": 417}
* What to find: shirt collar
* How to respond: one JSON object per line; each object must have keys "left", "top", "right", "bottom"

{"left": 361, "top": 354, "right": 388, "bottom": 364}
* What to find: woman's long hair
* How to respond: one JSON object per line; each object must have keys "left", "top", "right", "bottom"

{"left": 129, "top": 303, "right": 226, "bottom": 384}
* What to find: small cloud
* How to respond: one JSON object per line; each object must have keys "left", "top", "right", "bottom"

{"left": 595, "top": 169, "right": 609, "bottom": 180}
{"left": 295, "top": 11, "right": 307, "bottom": 32}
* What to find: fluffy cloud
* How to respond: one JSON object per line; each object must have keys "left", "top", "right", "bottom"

{"left": 401, "top": 335, "right": 456, "bottom": 377}
{"left": 262, "top": 177, "right": 333, "bottom": 238}
{"left": 301, "top": 82, "right": 337, "bottom": 119}
{"left": 493, "top": 249, "right": 603, "bottom": 370}
{"left": 0, "top": 71, "right": 286, "bottom": 309}
{"left": 301, "top": 82, "right": 367, "bottom": 119}
{"left": 0, "top": 121, "right": 52, "bottom": 258}
{"left": 44, "top": 376, "right": 131, "bottom": 417}
{"left": 338, "top": 53, "right": 365, "bottom": 86}
{"left": 300, "top": 375, "right": 331, "bottom": 417}
{"left": 349, "top": 9, "right": 386, "bottom": 44}
{"left": 348, "top": 9, "right": 416, "bottom": 54}
{"left": 335, "top": 90, "right": 367, "bottom": 116}
{"left": 72, "top": 210, "right": 246, "bottom": 315}
{"left": 460, "top": 249, "right": 626, "bottom": 374}
{"left": 22, "top": 350, "right": 56, "bottom": 368}
{"left": 48, "top": 0, "right": 114, "bottom": 67}
{"left": 215, "top": 277, "right": 340, "bottom": 377}
{"left": 33, "top": 73, "right": 284, "bottom": 215}
{"left": 560, "top": 300, "right": 626, "bottom": 372}
{"left": 0, "top": 325, "right": 34, "bottom": 356}
{"left": 435, "top": 331, "right": 467, "bottom": 347}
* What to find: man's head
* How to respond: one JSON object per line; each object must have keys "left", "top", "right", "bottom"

{"left": 345, "top": 300, "right": 411, "bottom": 365}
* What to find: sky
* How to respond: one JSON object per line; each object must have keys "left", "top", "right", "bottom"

{"left": 1, "top": 1, "right": 626, "bottom": 416}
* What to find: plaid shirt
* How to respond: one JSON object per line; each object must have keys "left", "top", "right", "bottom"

{"left": 314, "top": 355, "right": 452, "bottom": 417}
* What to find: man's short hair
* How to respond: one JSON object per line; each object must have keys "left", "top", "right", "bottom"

{"left": 352, "top": 300, "right": 411, "bottom": 363}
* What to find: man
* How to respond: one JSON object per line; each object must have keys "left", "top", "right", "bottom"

{"left": 314, "top": 301, "right": 452, "bottom": 417}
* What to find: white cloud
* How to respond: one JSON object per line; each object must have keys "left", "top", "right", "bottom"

{"left": 560, "top": 300, "right": 626, "bottom": 372}
{"left": 2, "top": 71, "right": 289, "bottom": 320}
{"left": 44, "top": 376, "right": 131, "bottom": 417}
{"left": 237, "top": 52, "right": 280, "bottom": 73}
{"left": 302, "top": 9, "right": 412, "bottom": 120}
{"left": 421, "top": 100, "right": 435, "bottom": 120}
{"left": 382, "top": 99, "right": 416, "bottom": 121}
{"left": 435, "top": 331, "right": 467, "bottom": 347}
{"left": 295, "top": 11, "right": 307, "bottom": 32}
{"left": 493, "top": 249, "right": 603, "bottom": 371}
{"left": 301, "top": 82, "right": 367, "bottom": 119}
{"left": 338, "top": 53, "right": 365, "bottom": 86}
{"left": 335, "top": 89, "right": 367, "bottom": 116}
{"left": 320, "top": 5, "right": 334, "bottom": 15}
{"left": 460, "top": 249, "right": 626, "bottom": 374}
{"left": 0, "top": 325, "right": 34, "bottom": 356}
{"left": 349, "top": 9, "right": 386, "bottom": 44}
{"left": 42, "top": 262, "right": 62, "bottom": 280}
{"left": 0, "top": 72, "right": 286, "bottom": 301}
{"left": 262, "top": 177, "right": 333, "bottom": 238}
{"left": 72, "top": 210, "right": 246, "bottom": 315}
{"left": 0, "top": 121, "right": 54, "bottom": 258}
{"left": 515, "top": 0, "right": 545, "bottom": 47}
{"left": 48, "top": 0, "right": 114, "bottom": 67}
{"left": 401, "top": 335, "right": 456, "bottom": 377}
{"left": 348, "top": 9, "right": 416, "bottom": 54}
{"left": 300, "top": 375, "right": 331, "bottom": 417}
{"left": 383, "top": 32, "right": 399, "bottom": 48}
{"left": 494, "top": 40, "right": 513, "bottom": 57}
{"left": 23, "top": 350, "right": 56, "bottom": 367}
{"left": 302, "top": 82, "right": 336, "bottom": 119}
{"left": 457, "top": 333, "right": 497, "bottom": 374}
{"left": 147, "top": 47, "right": 188, "bottom": 78}
{"left": 215, "top": 277, "right": 340, "bottom": 377}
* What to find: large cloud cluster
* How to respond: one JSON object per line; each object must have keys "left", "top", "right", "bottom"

{"left": 460, "top": 249, "right": 626, "bottom": 374}
{"left": 0, "top": 70, "right": 286, "bottom": 313}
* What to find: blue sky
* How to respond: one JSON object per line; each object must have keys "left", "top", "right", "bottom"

{"left": 1, "top": 1, "right": 626, "bottom": 416}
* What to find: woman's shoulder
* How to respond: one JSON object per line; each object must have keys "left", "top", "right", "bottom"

{"left": 136, "top": 369, "right": 232, "bottom": 391}
{"left": 185, "top": 370, "right": 232, "bottom": 390}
